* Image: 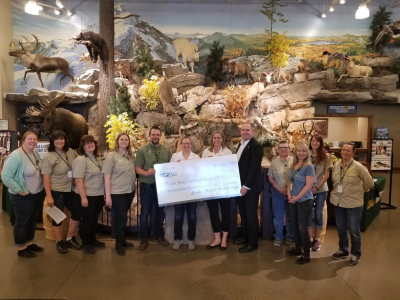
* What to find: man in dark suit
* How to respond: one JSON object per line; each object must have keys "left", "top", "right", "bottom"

{"left": 234, "top": 123, "right": 263, "bottom": 253}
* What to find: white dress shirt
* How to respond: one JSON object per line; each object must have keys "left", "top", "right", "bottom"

{"left": 236, "top": 139, "right": 250, "bottom": 161}
{"left": 170, "top": 151, "right": 200, "bottom": 162}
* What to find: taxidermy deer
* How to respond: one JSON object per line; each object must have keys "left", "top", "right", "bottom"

{"left": 303, "top": 120, "right": 315, "bottom": 144}
{"left": 337, "top": 60, "right": 373, "bottom": 82}
{"left": 223, "top": 61, "right": 254, "bottom": 85}
{"left": 9, "top": 34, "right": 74, "bottom": 88}
{"left": 280, "top": 120, "right": 291, "bottom": 143}
{"left": 79, "top": 53, "right": 98, "bottom": 73}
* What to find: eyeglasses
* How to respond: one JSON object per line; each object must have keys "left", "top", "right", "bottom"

{"left": 278, "top": 147, "right": 289, "bottom": 150}
{"left": 85, "top": 141, "right": 94, "bottom": 145}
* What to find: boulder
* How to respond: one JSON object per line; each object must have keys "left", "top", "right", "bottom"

{"left": 128, "top": 84, "right": 142, "bottom": 113}
{"left": 308, "top": 71, "right": 326, "bottom": 81}
{"left": 293, "top": 73, "right": 308, "bottom": 83}
{"left": 198, "top": 103, "right": 224, "bottom": 119}
{"left": 77, "top": 69, "right": 99, "bottom": 85}
{"left": 261, "top": 96, "right": 287, "bottom": 114}
{"left": 136, "top": 111, "right": 168, "bottom": 128}
{"left": 68, "top": 84, "right": 96, "bottom": 95}
{"left": 285, "top": 107, "right": 315, "bottom": 123}
{"left": 289, "top": 101, "right": 312, "bottom": 110}
{"left": 275, "top": 80, "right": 322, "bottom": 104}
{"left": 162, "top": 63, "right": 189, "bottom": 78}
{"left": 27, "top": 87, "right": 49, "bottom": 95}
{"left": 360, "top": 56, "right": 395, "bottom": 67}
{"left": 261, "top": 110, "right": 287, "bottom": 131}
{"left": 312, "top": 91, "right": 373, "bottom": 102}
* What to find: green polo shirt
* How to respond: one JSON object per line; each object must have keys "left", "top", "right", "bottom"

{"left": 135, "top": 143, "right": 172, "bottom": 184}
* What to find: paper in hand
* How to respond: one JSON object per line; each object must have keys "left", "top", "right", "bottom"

{"left": 44, "top": 205, "right": 67, "bottom": 224}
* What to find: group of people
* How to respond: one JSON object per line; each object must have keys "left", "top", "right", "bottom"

{"left": 1, "top": 123, "right": 374, "bottom": 266}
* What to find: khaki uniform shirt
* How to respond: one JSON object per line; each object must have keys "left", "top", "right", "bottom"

{"left": 41, "top": 149, "right": 78, "bottom": 192}
{"left": 72, "top": 153, "right": 104, "bottom": 196}
{"left": 330, "top": 159, "right": 374, "bottom": 208}
{"left": 267, "top": 156, "right": 293, "bottom": 189}
{"left": 311, "top": 153, "right": 333, "bottom": 193}
{"left": 102, "top": 151, "right": 136, "bottom": 194}
{"left": 135, "top": 144, "right": 172, "bottom": 184}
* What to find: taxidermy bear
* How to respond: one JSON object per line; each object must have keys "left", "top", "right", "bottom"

{"left": 72, "top": 31, "right": 109, "bottom": 65}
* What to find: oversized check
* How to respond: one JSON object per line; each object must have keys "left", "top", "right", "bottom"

{"left": 154, "top": 154, "right": 241, "bottom": 206}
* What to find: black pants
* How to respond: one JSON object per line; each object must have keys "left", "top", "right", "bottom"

{"left": 79, "top": 195, "right": 104, "bottom": 246}
{"left": 51, "top": 191, "right": 82, "bottom": 226}
{"left": 207, "top": 198, "right": 231, "bottom": 233}
{"left": 111, "top": 191, "right": 135, "bottom": 246}
{"left": 290, "top": 199, "right": 313, "bottom": 257}
{"left": 236, "top": 192, "right": 260, "bottom": 247}
{"left": 174, "top": 202, "right": 197, "bottom": 241}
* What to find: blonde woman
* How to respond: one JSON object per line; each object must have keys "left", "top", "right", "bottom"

{"left": 286, "top": 141, "right": 315, "bottom": 264}
{"left": 103, "top": 133, "right": 136, "bottom": 256}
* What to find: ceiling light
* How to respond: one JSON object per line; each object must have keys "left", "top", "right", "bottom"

{"left": 322, "top": 13, "right": 327, "bottom": 18}
{"left": 54, "top": 8, "right": 60, "bottom": 15}
{"left": 340, "top": 0, "right": 345, "bottom": 4}
{"left": 25, "top": 1, "right": 39, "bottom": 15}
{"left": 329, "top": 7, "right": 334, "bottom": 12}
{"left": 56, "top": 0, "right": 64, "bottom": 8}
{"left": 67, "top": 9, "right": 72, "bottom": 16}
{"left": 37, "top": 5, "right": 43, "bottom": 11}
{"left": 355, "top": 3, "right": 369, "bottom": 19}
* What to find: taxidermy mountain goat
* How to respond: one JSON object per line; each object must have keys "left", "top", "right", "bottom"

{"left": 9, "top": 34, "right": 74, "bottom": 87}
{"left": 173, "top": 37, "right": 199, "bottom": 73}
{"left": 73, "top": 31, "right": 109, "bottom": 65}
{"left": 26, "top": 93, "right": 88, "bottom": 149}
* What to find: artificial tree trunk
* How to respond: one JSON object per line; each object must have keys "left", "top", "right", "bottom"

{"left": 98, "top": 0, "right": 115, "bottom": 152}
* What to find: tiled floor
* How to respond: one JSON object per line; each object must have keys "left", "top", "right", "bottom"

{"left": 0, "top": 171, "right": 399, "bottom": 300}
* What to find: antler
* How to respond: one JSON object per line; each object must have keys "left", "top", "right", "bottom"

{"left": 9, "top": 39, "right": 22, "bottom": 51}
{"left": 303, "top": 120, "right": 314, "bottom": 135}
{"left": 40, "top": 93, "right": 66, "bottom": 115}
{"left": 25, "top": 106, "right": 43, "bottom": 117}
{"left": 28, "top": 33, "right": 40, "bottom": 52}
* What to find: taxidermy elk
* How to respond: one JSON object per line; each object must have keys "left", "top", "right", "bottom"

{"left": 26, "top": 94, "right": 88, "bottom": 149}
{"left": 223, "top": 61, "right": 254, "bottom": 85}
{"left": 9, "top": 34, "right": 74, "bottom": 88}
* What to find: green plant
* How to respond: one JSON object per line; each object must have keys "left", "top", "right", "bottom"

{"left": 139, "top": 75, "right": 160, "bottom": 110}
{"left": 197, "top": 121, "right": 205, "bottom": 127}
{"left": 205, "top": 41, "right": 226, "bottom": 85}
{"left": 368, "top": 6, "right": 392, "bottom": 54}
{"left": 261, "top": 0, "right": 288, "bottom": 41}
{"left": 160, "top": 121, "right": 175, "bottom": 136}
{"left": 308, "top": 60, "right": 325, "bottom": 71}
{"left": 135, "top": 48, "right": 156, "bottom": 79}
{"left": 257, "top": 133, "right": 278, "bottom": 147}
{"left": 109, "top": 83, "right": 134, "bottom": 119}
{"left": 267, "top": 33, "right": 292, "bottom": 69}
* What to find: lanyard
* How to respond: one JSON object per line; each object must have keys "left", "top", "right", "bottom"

{"left": 55, "top": 150, "right": 71, "bottom": 170}
{"left": 340, "top": 159, "right": 353, "bottom": 183}
{"left": 21, "top": 147, "right": 39, "bottom": 169}
{"left": 86, "top": 154, "right": 101, "bottom": 170}
{"left": 148, "top": 144, "right": 161, "bottom": 163}
{"left": 290, "top": 162, "right": 304, "bottom": 182}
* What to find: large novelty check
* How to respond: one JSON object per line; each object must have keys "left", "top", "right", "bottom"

{"left": 154, "top": 154, "right": 241, "bottom": 206}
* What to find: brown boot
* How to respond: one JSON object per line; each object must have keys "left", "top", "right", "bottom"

{"left": 139, "top": 239, "right": 148, "bottom": 250}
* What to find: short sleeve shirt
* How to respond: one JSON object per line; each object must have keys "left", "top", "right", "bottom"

{"left": 201, "top": 147, "right": 232, "bottom": 158}
{"left": 102, "top": 151, "right": 136, "bottom": 194}
{"left": 311, "top": 153, "right": 333, "bottom": 193}
{"left": 268, "top": 156, "right": 293, "bottom": 189}
{"left": 21, "top": 150, "right": 43, "bottom": 194}
{"left": 72, "top": 153, "right": 104, "bottom": 196}
{"left": 41, "top": 149, "right": 78, "bottom": 192}
{"left": 288, "top": 163, "right": 315, "bottom": 202}
{"left": 170, "top": 151, "right": 200, "bottom": 162}
{"left": 135, "top": 144, "right": 172, "bottom": 184}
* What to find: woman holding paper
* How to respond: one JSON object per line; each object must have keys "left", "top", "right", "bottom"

{"left": 330, "top": 142, "right": 374, "bottom": 266}
{"left": 170, "top": 137, "right": 200, "bottom": 250}
{"left": 103, "top": 133, "right": 136, "bottom": 256}
{"left": 202, "top": 131, "right": 232, "bottom": 250}
{"left": 72, "top": 135, "right": 104, "bottom": 254}
{"left": 286, "top": 141, "right": 315, "bottom": 264}
{"left": 1, "top": 131, "right": 44, "bottom": 258}
{"left": 41, "top": 131, "right": 81, "bottom": 254}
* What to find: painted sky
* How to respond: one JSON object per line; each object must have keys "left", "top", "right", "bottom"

{"left": 12, "top": 0, "right": 400, "bottom": 40}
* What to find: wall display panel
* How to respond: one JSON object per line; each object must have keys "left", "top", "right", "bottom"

{"left": 371, "top": 139, "right": 392, "bottom": 170}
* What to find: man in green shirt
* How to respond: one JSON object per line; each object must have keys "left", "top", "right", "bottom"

{"left": 135, "top": 125, "right": 172, "bottom": 250}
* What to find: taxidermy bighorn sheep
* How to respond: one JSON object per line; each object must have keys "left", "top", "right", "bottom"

{"left": 173, "top": 37, "right": 199, "bottom": 73}
{"left": 245, "top": 72, "right": 273, "bottom": 110}
{"left": 337, "top": 59, "right": 373, "bottom": 82}
{"left": 374, "top": 18, "right": 400, "bottom": 51}
{"left": 8, "top": 34, "right": 74, "bottom": 88}
{"left": 25, "top": 93, "right": 88, "bottom": 149}
{"left": 72, "top": 31, "right": 109, "bottom": 65}
{"left": 158, "top": 73, "right": 177, "bottom": 116}
{"left": 223, "top": 61, "right": 254, "bottom": 85}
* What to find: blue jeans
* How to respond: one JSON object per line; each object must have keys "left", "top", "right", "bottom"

{"left": 9, "top": 191, "right": 44, "bottom": 247}
{"left": 308, "top": 191, "right": 328, "bottom": 230}
{"left": 111, "top": 191, "right": 135, "bottom": 245}
{"left": 334, "top": 205, "right": 363, "bottom": 259}
{"left": 271, "top": 188, "right": 294, "bottom": 242}
{"left": 290, "top": 199, "right": 313, "bottom": 257}
{"left": 139, "top": 183, "right": 165, "bottom": 240}
{"left": 51, "top": 191, "right": 82, "bottom": 226}
{"left": 174, "top": 202, "right": 197, "bottom": 241}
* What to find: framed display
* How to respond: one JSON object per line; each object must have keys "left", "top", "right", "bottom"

{"left": 376, "top": 127, "right": 389, "bottom": 139}
{"left": 313, "top": 118, "right": 328, "bottom": 137}
{"left": 371, "top": 139, "right": 392, "bottom": 170}
{"left": 0, "top": 119, "right": 9, "bottom": 130}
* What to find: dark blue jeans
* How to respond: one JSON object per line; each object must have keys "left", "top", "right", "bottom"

{"left": 9, "top": 191, "right": 44, "bottom": 247}
{"left": 174, "top": 202, "right": 198, "bottom": 241}
{"left": 111, "top": 191, "right": 135, "bottom": 245}
{"left": 51, "top": 191, "right": 82, "bottom": 226}
{"left": 290, "top": 199, "right": 313, "bottom": 257}
{"left": 334, "top": 205, "right": 363, "bottom": 259}
{"left": 79, "top": 195, "right": 104, "bottom": 246}
{"left": 271, "top": 188, "right": 294, "bottom": 242}
{"left": 139, "top": 183, "right": 165, "bottom": 240}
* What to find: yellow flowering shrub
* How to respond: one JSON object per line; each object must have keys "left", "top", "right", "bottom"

{"left": 222, "top": 85, "right": 248, "bottom": 118}
{"left": 268, "top": 33, "right": 292, "bottom": 69}
{"left": 139, "top": 75, "right": 160, "bottom": 110}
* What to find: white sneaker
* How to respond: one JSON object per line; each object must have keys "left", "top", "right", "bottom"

{"left": 273, "top": 239, "right": 282, "bottom": 247}
{"left": 188, "top": 240, "right": 196, "bottom": 250}
{"left": 172, "top": 240, "right": 183, "bottom": 250}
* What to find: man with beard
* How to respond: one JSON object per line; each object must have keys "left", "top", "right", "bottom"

{"left": 135, "top": 126, "right": 172, "bottom": 250}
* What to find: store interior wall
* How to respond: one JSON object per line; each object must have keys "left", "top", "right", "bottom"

{"left": 322, "top": 117, "right": 368, "bottom": 147}
{"left": 313, "top": 102, "right": 400, "bottom": 168}
{"left": 0, "top": 0, "right": 15, "bottom": 130}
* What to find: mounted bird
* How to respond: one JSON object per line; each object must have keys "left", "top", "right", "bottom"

{"left": 374, "top": 18, "right": 400, "bottom": 52}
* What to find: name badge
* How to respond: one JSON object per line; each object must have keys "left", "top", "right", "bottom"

{"left": 68, "top": 171, "right": 73, "bottom": 178}
{"left": 290, "top": 183, "right": 293, "bottom": 191}
{"left": 337, "top": 185, "right": 343, "bottom": 193}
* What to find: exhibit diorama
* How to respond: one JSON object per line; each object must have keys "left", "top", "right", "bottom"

{"left": 2, "top": 0, "right": 399, "bottom": 234}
